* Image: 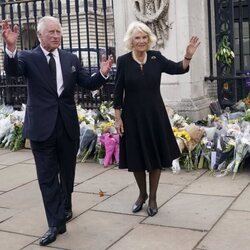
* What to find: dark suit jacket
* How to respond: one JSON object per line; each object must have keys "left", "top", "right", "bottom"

{"left": 4, "top": 46, "right": 106, "bottom": 141}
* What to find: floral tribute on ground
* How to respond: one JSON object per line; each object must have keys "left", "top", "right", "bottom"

{"left": 1, "top": 99, "right": 250, "bottom": 177}
{"left": 0, "top": 105, "right": 25, "bottom": 151}
{"left": 167, "top": 99, "right": 250, "bottom": 179}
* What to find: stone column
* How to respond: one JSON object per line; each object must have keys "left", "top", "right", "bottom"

{"left": 113, "top": 0, "right": 135, "bottom": 57}
{"left": 113, "top": 0, "right": 211, "bottom": 120}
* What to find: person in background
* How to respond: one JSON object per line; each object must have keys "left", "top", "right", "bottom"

{"left": 114, "top": 21, "right": 200, "bottom": 217}
{"left": 2, "top": 16, "right": 113, "bottom": 246}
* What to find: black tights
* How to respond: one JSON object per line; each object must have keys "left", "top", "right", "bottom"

{"left": 133, "top": 169, "right": 161, "bottom": 209}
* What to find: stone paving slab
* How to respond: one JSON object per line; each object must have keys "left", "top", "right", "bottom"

{"left": 74, "top": 168, "right": 135, "bottom": 195}
{"left": 160, "top": 169, "right": 207, "bottom": 186}
{"left": 0, "top": 163, "right": 37, "bottom": 191}
{"left": 0, "top": 206, "right": 47, "bottom": 237}
{"left": 198, "top": 210, "right": 250, "bottom": 250}
{"left": 23, "top": 244, "right": 62, "bottom": 250}
{"left": 1, "top": 149, "right": 250, "bottom": 250}
{"left": 183, "top": 171, "right": 250, "bottom": 197}
{"left": 22, "top": 158, "right": 35, "bottom": 164}
{"left": 144, "top": 193, "right": 234, "bottom": 231}
{"left": 0, "top": 192, "right": 107, "bottom": 237}
{"left": 109, "top": 224, "right": 206, "bottom": 250}
{"left": 47, "top": 210, "right": 143, "bottom": 250}
{"left": 0, "top": 150, "right": 33, "bottom": 165}
{"left": 0, "top": 231, "right": 37, "bottom": 250}
{"left": 0, "top": 148, "right": 11, "bottom": 155}
{"left": 0, "top": 181, "right": 41, "bottom": 209}
{"left": 93, "top": 183, "right": 183, "bottom": 215}
{"left": 68, "top": 192, "right": 107, "bottom": 220}
{"left": 74, "top": 162, "right": 111, "bottom": 184}
{"left": 230, "top": 184, "right": 250, "bottom": 212}
{"left": 0, "top": 207, "right": 20, "bottom": 223}
{"left": 0, "top": 164, "right": 7, "bottom": 170}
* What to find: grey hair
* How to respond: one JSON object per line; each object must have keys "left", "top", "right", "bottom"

{"left": 123, "top": 21, "right": 157, "bottom": 51}
{"left": 37, "top": 16, "right": 62, "bottom": 34}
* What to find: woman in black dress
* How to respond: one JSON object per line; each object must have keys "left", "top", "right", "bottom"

{"left": 114, "top": 21, "right": 200, "bottom": 216}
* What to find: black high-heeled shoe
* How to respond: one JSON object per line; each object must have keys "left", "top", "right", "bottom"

{"left": 132, "top": 195, "right": 148, "bottom": 213}
{"left": 132, "top": 203, "right": 144, "bottom": 213}
{"left": 147, "top": 206, "right": 158, "bottom": 216}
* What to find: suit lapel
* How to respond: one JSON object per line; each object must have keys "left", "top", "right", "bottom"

{"left": 58, "top": 49, "right": 71, "bottom": 92}
{"left": 33, "top": 46, "right": 57, "bottom": 94}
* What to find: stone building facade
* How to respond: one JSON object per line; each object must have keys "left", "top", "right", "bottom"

{"left": 113, "top": 0, "right": 212, "bottom": 120}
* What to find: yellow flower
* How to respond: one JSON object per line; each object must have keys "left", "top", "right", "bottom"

{"left": 173, "top": 127, "right": 191, "bottom": 141}
{"left": 172, "top": 127, "right": 178, "bottom": 132}
{"left": 100, "top": 121, "right": 114, "bottom": 132}
{"left": 78, "top": 115, "right": 83, "bottom": 122}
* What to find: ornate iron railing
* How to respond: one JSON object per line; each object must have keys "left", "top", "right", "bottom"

{"left": 205, "top": 0, "right": 250, "bottom": 108}
{"left": 0, "top": 0, "right": 116, "bottom": 109}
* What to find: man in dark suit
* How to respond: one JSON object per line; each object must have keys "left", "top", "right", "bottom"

{"left": 2, "top": 16, "right": 113, "bottom": 246}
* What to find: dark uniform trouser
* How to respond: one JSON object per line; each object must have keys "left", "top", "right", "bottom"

{"left": 31, "top": 112, "right": 79, "bottom": 227}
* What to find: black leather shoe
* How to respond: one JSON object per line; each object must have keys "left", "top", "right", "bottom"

{"left": 147, "top": 207, "right": 158, "bottom": 217}
{"left": 39, "top": 224, "right": 66, "bottom": 246}
{"left": 132, "top": 195, "right": 148, "bottom": 213}
{"left": 65, "top": 209, "right": 73, "bottom": 222}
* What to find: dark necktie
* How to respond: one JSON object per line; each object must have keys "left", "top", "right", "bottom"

{"left": 48, "top": 52, "right": 57, "bottom": 91}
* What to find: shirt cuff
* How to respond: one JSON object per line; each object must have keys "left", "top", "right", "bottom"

{"left": 6, "top": 48, "right": 17, "bottom": 58}
{"left": 99, "top": 70, "right": 109, "bottom": 79}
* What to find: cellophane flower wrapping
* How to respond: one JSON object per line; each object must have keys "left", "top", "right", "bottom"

{"left": 0, "top": 104, "right": 25, "bottom": 151}
{"left": 94, "top": 102, "right": 118, "bottom": 166}
{"left": 231, "top": 122, "right": 250, "bottom": 178}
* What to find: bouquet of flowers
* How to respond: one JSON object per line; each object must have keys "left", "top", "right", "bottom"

{"left": 215, "top": 120, "right": 250, "bottom": 178}
{"left": 243, "top": 92, "right": 250, "bottom": 110}
{"left": 77, "top": 123, "right": 97, "bottom": 162}
{"left": 172, "top": 127, "right": 191, "bottom": 173}
{"left": 243, "top": 109, "right": 250, "bottom": 122}
{"left": 94, "top": 140, "right": 105, "bottom": 164}
{"left": 99, "top": 133, "right": 119, "bottom": 167}
{"left": 77, "top": 105, "right": 96, "bottom": 127}
{"left": 212, "top": 134, "right": 234, "bottom": 171}
{"left": 171, "top": 113, "right": 189, "bottom": 128}
{"left": 198, "top": 137, "right": 214, "bottom": 171}
{"left": 0, "top": 105, "right": 25, "bottom": 151}
{"left": 95, "top": 101, "right": 115, "bottom": 124}
{"left": 215, "top": 35, "right": 235, "bottom": 66}
{"left": 183, "top": 124, "right": 205, "bottom": 171}
{"left": 232, "top": 136, "right": 250, "bottom": 179}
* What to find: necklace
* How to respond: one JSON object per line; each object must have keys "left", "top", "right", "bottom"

{"left": 132, "top": 51, "right": 147, "bottom": 72}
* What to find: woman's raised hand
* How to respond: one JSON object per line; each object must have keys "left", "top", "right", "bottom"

{"left": 185, "top": 36, "right": 200, "bottom": 58}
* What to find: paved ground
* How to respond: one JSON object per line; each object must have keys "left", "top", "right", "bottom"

{"left": 0, "top": 148, "right": 250, "bottom": 250}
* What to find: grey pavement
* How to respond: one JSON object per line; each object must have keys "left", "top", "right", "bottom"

{"left": 0, "top": 148, "right": 250, "bottom": 250}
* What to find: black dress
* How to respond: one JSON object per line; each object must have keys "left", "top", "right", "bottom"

{"left": 113, "top": 50, "right": 189, "bottom": 172}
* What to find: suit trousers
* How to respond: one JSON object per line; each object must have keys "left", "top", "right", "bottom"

{"left": 30, "top": 111, "right": 79, "bottom": 227}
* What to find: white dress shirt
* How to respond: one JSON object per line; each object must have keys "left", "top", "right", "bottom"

{"left": 40, "top": 46, "right": 64, "bottom": 96}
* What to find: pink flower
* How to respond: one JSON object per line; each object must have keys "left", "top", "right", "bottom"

{"left": 100, "top": 133, "right": 119, "bottom": 167}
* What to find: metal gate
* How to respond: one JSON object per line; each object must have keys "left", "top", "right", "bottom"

{"left": 206, "top": 0, "right": 250, "bottom": 108}
{"left": 0, "top": 0, "right": 116, "bottom": 109}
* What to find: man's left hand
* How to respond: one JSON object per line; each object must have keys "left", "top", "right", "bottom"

{"left": 100, "top": 54, "right": 114, "bottom": 77}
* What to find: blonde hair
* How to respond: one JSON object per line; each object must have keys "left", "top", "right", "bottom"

{"left": 124, "top": 21, "right": 157, "bottom": 51}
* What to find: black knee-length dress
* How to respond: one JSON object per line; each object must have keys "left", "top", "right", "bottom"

{"left": 113, "top": 50, "right": 189, "bottom": 172}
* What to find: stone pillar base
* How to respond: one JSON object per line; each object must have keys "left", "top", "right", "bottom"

{"left": 166, "top": 96, "right": 212, "bottom": 121}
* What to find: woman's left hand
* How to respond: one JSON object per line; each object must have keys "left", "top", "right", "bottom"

{"left": 185, "top": 36, "right": 201, "bottom": 58}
